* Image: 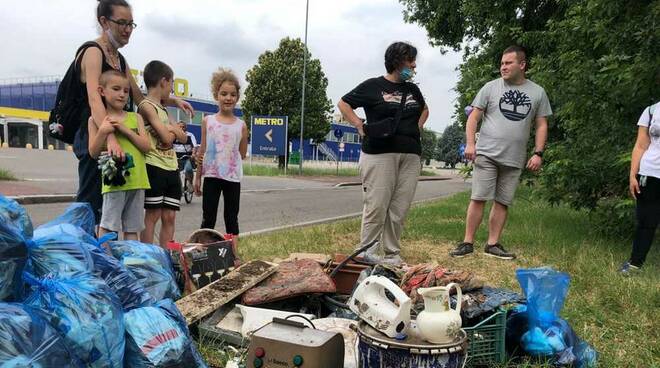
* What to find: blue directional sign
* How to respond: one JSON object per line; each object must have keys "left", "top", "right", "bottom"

{"left": 251, "top": 115, "right": 288, "bottom": 156}
{"left": 333, "top": 128, "right": 344, "bottom": 140}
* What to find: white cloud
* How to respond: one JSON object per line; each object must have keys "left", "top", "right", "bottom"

{"left": 0, "top": 0, "right": 461, "bottom": 132}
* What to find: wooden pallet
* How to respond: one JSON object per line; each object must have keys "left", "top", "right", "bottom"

{"left": 176, "top": 260, "right": 277, "bottom": 325}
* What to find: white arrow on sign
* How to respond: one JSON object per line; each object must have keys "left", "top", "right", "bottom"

{"left": 265, "top": 129, "right": 273, "bottom": 143}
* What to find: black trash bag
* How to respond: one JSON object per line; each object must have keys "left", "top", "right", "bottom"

{"left": 110, "top": 241, "right": 181, "bottom": 301}
{"left": 0, "top": 302, "right": 84, "bottom": 367}
{"left": 123, "top": 299, "right": 208, "bottom": 367}
{"left": 23, "top": 272, "right": 125, "bottom": 368}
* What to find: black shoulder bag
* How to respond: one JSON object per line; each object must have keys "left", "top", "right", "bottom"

{"left": 48, "top": 42, "right": 129, "bottom": 144}
{"left": 363, "top": 87, "right": 408, "bottom": 139}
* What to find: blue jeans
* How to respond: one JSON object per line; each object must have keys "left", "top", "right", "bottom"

{"left": 184, "top": 159, "right": 194, "bottom": 176}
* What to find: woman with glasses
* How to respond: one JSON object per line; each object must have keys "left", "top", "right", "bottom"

{"left": 72, "top": 0, "right": 193, "bottom": 225}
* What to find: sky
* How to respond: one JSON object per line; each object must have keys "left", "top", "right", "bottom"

{"left": 0, "top": 0, "right": 463, "bottom": 133}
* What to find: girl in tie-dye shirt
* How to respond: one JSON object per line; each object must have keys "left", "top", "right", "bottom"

{"left": 194, "top": 68, "right": 248, "bottom": 245}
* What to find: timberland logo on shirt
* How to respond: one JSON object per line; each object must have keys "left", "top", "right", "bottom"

{"left": 499, "top": 90, "right": 531, "bottom": 121}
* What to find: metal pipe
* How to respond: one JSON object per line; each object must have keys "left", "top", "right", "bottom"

{"left": 299, "top": 0, "right": 309, "bottom": 175}
{"left": 324, "top": 239, "right": 378, "bottom": 310}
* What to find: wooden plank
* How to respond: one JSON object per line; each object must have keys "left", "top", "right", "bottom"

{"left": 176, "top": 260, "right": 277, "bottom": 325}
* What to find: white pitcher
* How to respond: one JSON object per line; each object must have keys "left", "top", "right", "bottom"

{"left": 415, "top": 282, "right": 463, "bottom": 344}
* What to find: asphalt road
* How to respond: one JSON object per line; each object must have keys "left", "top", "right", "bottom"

{"left": 2, "top": 147, "right": 470, "bottom": 239}
{"left": 23, "top": 178, "right": 470, "bottom": 240}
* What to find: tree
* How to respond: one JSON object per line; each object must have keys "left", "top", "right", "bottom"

{"left": 242, "top": 37, "right": 334, "bottom": 160}
{"left": 400, "top": 0, "right": 659, "bottom": 235}
{"left": 421, "top": 128, "right": 438, "bottom": 166}
{"left": 436, "top": 122, "right": 465, "bottom": 168}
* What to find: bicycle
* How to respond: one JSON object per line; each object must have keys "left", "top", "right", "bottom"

{"left": 177, "top": 154, "right": 195, "bottom": 204}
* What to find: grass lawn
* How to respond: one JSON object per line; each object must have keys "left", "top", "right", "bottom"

{"left": 0, "top": 168, "right": 16, "bottom": 181}
{"left": 243, "top": 164, "right": 360, "bottom": 177}
{"left": 199, "top": 189, "right": 659, "bottom": 367}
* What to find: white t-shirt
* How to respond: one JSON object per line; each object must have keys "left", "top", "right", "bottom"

{"left": 638, "top": 102, "right": 660, "bottom": 179}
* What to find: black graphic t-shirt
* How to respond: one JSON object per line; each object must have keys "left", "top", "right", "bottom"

{"left": 472, "top": 78, "right": 552, "bottom": 168}
{"left": 342, "top": 76, "right": 426, "bottom": 155}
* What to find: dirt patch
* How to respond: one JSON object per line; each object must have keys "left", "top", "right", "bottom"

{"left": 207, "top": 261, "right": 271, "bottom": 294}
{"left": 237, "top": 260, "right": 271, "bottom": 276}
{"left": 209, "top": 278, "right": 244, "bottom": 293}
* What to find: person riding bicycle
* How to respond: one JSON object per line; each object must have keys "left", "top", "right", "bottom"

{"left": 173, "top": 121, "right": 198, "bottom": 177}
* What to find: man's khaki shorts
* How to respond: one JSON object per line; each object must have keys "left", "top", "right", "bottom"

{"left": 471, "top": 155, "right": 522, "bottom": 206}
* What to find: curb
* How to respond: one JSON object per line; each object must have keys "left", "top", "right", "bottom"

{"left": 9, "top": 187, "right": 328, "bottom": 205}
{"left": 334, "top": 176, "right": 452, "bottom": 187}
{"left": 9, "top": 194, "right": 77, "bottom": 205}
{"left": 9, "top": 177, "right": 457, "bottom": 204}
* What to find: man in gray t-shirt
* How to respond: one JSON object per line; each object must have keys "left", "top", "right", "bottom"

{"left": 450, "top": 46, "right": 552, "bottom": 260}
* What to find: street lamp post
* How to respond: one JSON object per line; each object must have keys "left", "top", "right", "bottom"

{"left": 299, "top": 0, "right": 309, "bottom": 175}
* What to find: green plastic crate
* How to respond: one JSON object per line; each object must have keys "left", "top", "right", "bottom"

{"left": 463, "top": 308, "right": 507, "bottom": 367}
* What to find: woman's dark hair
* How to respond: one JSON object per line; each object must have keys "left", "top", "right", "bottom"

{"left": 384, "top": 42, "right": 417, "bottom": 73}
{"left": 97, "top": 0, "right": 131, "bottom": 24}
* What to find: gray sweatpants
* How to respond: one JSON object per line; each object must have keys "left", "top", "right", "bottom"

{"left": 359, "top": 152, "right": 420, "bottom": 261}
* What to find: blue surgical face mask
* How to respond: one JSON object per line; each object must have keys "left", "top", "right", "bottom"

{"left": 399, "top": 67, "right": 414, "bottom": 82}
{"left": 105, "top": 29, "right": 122, "bottom": 49}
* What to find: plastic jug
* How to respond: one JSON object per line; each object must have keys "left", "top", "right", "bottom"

{"left": 348, "top": 275, "right": 411, "bottom": 338}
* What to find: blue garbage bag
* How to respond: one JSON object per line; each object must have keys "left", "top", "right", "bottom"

{"left": 124, "top": 299, "right": 208, "bottom": 368}
{"left": 516, "top": 267, "right": 571, "bottom": 329}
{"left": 0, "top": 221, "right": 28, "bottom": 302}
{"left": 110, "top": 241, "right": 181, "bottom": 301}
{"left": 0, "top": 303, "right": 84, "bottom": 367}
{"left": 26, "top": 228, "right": 95, "bottom": 277}
{"left": 507, "top": 305, "right": 598, "bottom": 367}
{"left": 23, "top": 272, "right": 125, "bottom": 368}
{"left": 514, "top": 268, "right": 598, "bottom": 367}
{"left": 34, "top": 224, "right": 154, "bottom": 311}
{"left": 0, "top": 195, "right": 33, "bottom": 238}
{"left": 37, "top": 202, "right": 96, "bottom": 237}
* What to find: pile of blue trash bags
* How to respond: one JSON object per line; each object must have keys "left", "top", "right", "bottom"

{"left": 507, "top": 267, "right": 598, "bottom": 367}
{"left": 0, "top": 195, "right": 207, "bottom": 367}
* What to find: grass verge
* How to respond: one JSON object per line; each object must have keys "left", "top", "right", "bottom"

{"left": 0, "top": 168, "right": 17, "bottom": 181}
{"left": 199, "top": 189, "right": 659, "bottom": 367}
{"left": 242, "top": 164, "right": 359, "bottom": 177}
{"left": 243, "top": 164, "right": 439, "bottom": 177}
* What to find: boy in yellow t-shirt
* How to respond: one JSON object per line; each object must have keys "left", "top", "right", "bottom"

{"left": 88, "top": 70, "right": 151, "bottom": 240}
{"left": 137, "top": 60, "right": 187, "bottom": 247}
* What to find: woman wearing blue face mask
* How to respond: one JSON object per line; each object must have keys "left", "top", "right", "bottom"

{"left": 70, "top": 0, "right": 194, "bottom": 226}
{"left": 337, "top": 41, "right": 429, "bottom": 265}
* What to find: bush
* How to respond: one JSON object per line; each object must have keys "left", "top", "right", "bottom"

{"left": 589, "top": 196, "right": 635, "bottom": 239}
